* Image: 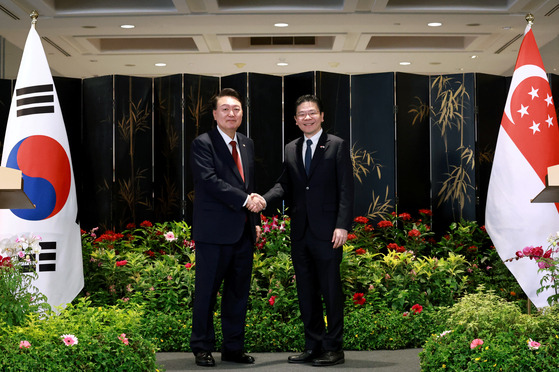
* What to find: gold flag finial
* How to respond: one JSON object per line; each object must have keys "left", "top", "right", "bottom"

{"left": 525, "top": 13, "right": 534, "bottom": 25}
{"left": 30, "top": 10, "right": 39, "bottom": 25}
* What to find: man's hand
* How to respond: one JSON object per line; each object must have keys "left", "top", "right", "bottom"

{"left": 246, "top": 193, "right": 266, "bottom": 213}
{"left": 331, "top": 228, "right": 348, "bottom": 249}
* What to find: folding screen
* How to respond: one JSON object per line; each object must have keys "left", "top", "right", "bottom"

{"left": 351, "top": 72, "right": 396, "bottom": 221}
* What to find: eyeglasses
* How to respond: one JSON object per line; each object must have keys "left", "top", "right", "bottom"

{"left": 296, "top": 111, "right": 319, "bottom": 119}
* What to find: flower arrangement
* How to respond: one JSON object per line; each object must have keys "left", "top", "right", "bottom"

{"left": 0, "top": 234, "right": 50, "bottom": 326}
{"left": 507, "top": 232, "right": 559, "bottom": 306}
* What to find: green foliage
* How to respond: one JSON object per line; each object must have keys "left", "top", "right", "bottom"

{"left": 0, "top": 263, "right": 50, "bottom": 327}
{"left": 420, "top": 289, "right": 559, "bottom": 371}
{"left": 0, "top": 298, "right": 160, "bottom": 371}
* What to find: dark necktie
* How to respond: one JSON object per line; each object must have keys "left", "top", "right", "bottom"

{"left": 305, "top": 139, "right": 313, "bottom": 176}
{"left": 230, "top": 140, "right": 244, "bottom": 182}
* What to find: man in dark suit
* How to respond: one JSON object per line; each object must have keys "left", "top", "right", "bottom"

{"left": 257, "top": 94, "right": 354, "bottom": 366}
{"left": 189, "top": 88, "right": 261, "bottom": 367}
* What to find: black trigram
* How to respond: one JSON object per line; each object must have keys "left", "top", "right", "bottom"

{"left": 38, "top": 241, "right": 56, "bottom": 272}
{"left": 16, "top": 84, "right": 55, "bottom": 117}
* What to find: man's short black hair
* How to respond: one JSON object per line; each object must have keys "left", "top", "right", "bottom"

{"left": 295, "top": 94, "right": 323, "bottom": 114}
{"left": 213, "top": 88, "right": 243, "bottom": 110}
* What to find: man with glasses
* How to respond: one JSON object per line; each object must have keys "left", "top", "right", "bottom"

{"left": 253, "top": 94, "right": 354, "bottom": 366}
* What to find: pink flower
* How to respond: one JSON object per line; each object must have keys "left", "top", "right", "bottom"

{"left": 118, "top": 333, "right": 129, "bottom": 345}
{"left": 61, "top": 334, "right": 78, "bottom": 346}
{"left": 470, "top": 338, "right": 483, "bottom": 349}
{"left": 527, "top": 339, "right": 541, "bottom": 350}
{"left": 19, "top": 340, "right": 31, "bottom": 349}
{"left": 18, "top": 251, "right": 25, "bottom": 258}
{"left": 402, "top": 311, "right": 410, "bottom": 317}
{"left": 185, "top": 263, "right": 193, "bottom": 270}
{"left": 269, "top": 295, "right": 277, "bottom": 306}
{"left": 164, "top": 231, "right": 177, "bottom": 242}
{"left": 410, "top": 304, "right": 423, "bottom": 314}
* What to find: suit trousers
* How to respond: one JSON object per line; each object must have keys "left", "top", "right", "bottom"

{"left": 291, "top": 227, "right": 344, "bottom": 352}
{"left": 190, "top": 222, "right": 254, "bottom": 354}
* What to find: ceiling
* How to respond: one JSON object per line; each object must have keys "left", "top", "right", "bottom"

{"left": 0, "top": 0, "right": 558, "bottom": 79}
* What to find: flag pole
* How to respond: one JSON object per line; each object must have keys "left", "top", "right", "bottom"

{"left": 30, "top": 10, "right": 38, "bottom": 26}
{"left": 525, "top": 12, "right": 535, "bottom": 316}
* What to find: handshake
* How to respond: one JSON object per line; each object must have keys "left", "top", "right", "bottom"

{"left": 246, "top": 193, "right": 266, "bottom": 213}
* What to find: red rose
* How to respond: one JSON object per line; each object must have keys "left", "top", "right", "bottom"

{"left": 410, "top": 304, "right": 423, "bottom": 314}
{"left": 185, "top": 263, "right": 193, "bottom": 270}
{"left": 269, "top": 295, "right": 276, "bottom": 306}
{"left": 352, "top": 293, "right": 366, "bottom": 305}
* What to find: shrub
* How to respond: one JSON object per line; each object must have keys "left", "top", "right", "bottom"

{"left": 420, "top": 288, "right": 559, "bottom": 371}
{"left": 0, "top": 298, "right": 160, "bottom": 371}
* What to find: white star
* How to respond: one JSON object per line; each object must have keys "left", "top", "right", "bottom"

{"left": 529, "top": 121, "right": 540, "bottom": 134}
{"left": 547, "top": 115, "right": 555, "bottom": 128}
{"left": 528, "top": 87, "right": 539, "bottom": 100}
{"left": 517, "top": 104, "right": 529, "bottom": 117}
{"left": 545, "top": 94, "right": 554, "bottom": 107}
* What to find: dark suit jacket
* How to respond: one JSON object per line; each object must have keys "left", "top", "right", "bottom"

{"left": 263, "top": 131, "right": 354, "bottom": 241}
{"left": 190, "top": 127, "right": 258, "bottom": 244}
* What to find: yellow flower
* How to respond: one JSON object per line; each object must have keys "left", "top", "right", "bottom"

{"left": 475, "top": 358, "right": 480, "bottom": 361}
{"left": 442, "top": 364, "right": 446, "bottom": 368}
{"left": 485, "top": 346, "right": 489, "bottom": 350}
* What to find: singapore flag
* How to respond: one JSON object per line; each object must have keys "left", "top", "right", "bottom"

{"left": 486, "top": 23, "right": 559, "bottom": 308}
{"left": 0, "top": 20, "right": 83, "bottom": 309}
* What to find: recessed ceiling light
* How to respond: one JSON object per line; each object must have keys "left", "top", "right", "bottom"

{"left": 274, "top": 22, "right": 288, "bottom": 27}
{"left": 471, "top": 55, "right": 478, "bottom": 59}
{"left": 399, "top": 61, "right": 411, "bottom": 66}
{"left": 428, "top": 22, "right": 442, "bottom": 27}
{"left": 120, "top": 24, "right": 135, "bottom": 29}
{"left": 277, "top": 62, "right": 289, "bottom": 66}
{"left": 155, "top": 63, "right": 166, "bottom": 67}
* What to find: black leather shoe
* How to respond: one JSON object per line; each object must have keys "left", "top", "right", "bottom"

{"left": 221, "top": 351, "right": 255, "bottom": 364}
{"left": 312, "top": 350, "right": 345, "bottom": 366}
{"left": 288, "top": 350, "right": 322, "bottom": 363}
{"left": 195, "top": 351, "right": 215, "bottom": 367}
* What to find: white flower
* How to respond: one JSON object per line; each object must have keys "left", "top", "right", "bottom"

{"left": 164, "top": 231, "right": 177, "bottom": 242}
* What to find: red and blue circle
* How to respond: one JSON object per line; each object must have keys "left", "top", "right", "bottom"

{"left": 6, "top": 135, "right": 71, "bottom": 220}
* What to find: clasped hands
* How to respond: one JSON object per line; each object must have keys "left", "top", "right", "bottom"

{"left": 246, "top": 193, "right": 266, "bottom": 213}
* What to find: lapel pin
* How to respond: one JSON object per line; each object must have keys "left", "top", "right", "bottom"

{"left": 320, "top": 145, "right": 325, "bottom": 149}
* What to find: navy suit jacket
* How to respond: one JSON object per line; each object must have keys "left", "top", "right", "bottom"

{"left": 263, "top": 132, "right": 354, "bottom": 241}
{"left": 190, "top": 127, "right": 258, "bottom": 244}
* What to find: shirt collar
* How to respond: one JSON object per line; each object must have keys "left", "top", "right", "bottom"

{"left": 217, "top": 126, "right": 237, "bottom": 144}
{"left": 304, "top": 129, "right": 323, "bottom": 145}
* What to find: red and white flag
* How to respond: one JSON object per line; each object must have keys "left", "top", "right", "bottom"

{"left": 486, "top": 23, "right": 559, "bottom": 308}
{"left": 0, "top": 21, "right": 83, "bottom": 309}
